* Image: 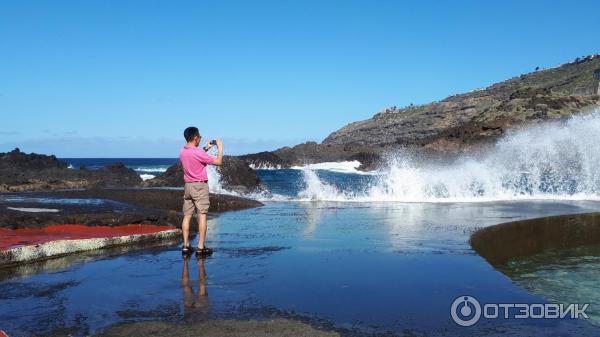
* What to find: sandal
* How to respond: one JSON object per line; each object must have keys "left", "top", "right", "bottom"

{"left": 195, "top": 247, "right": 213, "bottom": 257}
{"left": 182, "top": 245, "right": 193, "bottom": 256}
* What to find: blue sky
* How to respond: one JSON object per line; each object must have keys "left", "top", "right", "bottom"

{"left": 1, "top": 0, "right": 598, "bottom": 157}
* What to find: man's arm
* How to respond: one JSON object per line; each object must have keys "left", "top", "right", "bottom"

{"left": 212, "top": 139, "right": 224, "bottom": 166}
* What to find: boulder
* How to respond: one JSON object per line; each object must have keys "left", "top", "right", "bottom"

{"left": 89, "top": 162, "right": 142, "bottom": 188}
{"left": 144, "top": 156, "right": 263, "bottom": 194}
{"left": 218, "top": 156, "right": 262, "bottom": 194}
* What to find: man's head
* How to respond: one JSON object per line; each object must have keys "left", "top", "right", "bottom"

{"left": 184, "top": 127, "right": 201, "bottom": 147}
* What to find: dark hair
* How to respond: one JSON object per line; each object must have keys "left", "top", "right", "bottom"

{"left": 184, "top": 127, "right": 200, "bottom": 142}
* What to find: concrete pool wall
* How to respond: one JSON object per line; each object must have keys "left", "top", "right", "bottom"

{"left": 0, "top": 225, "right": 181, "bottom": 268}
{"left": 470, "top": 211, "right": 600, "bottom": 266}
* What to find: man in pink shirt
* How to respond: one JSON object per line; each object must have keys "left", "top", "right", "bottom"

{"left": 180, "top": 126, "right": 223, "bottom": 257}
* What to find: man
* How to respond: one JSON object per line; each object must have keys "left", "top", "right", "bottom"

{"left": 179, "top": 126, "right": 223, "bottom": 257}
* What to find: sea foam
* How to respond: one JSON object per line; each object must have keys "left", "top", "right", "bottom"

{"left": 295, "top": 111, "right": 600, "bottom": 202}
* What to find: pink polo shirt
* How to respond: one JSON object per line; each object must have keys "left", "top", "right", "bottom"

{"left": 179, "top": 145, "right": 215, "bottom": 183}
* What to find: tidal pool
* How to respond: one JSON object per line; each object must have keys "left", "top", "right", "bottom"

{"left": 502, "top": 244, "right": 600, "bottom": 327}
{"left": 1, "top": 201, "right": 600, "bottom": 336}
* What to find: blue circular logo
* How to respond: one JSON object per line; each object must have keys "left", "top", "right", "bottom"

{"left": 451, "top": 295, "right": 482, "bottom": 326}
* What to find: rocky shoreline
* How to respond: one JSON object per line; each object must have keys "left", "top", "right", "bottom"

{"left": 0, "top": 148, "right": 265, "bottom": 193}
{"left": 0, "top": 148, "right": 143, "bottom": 192}
{"left": 0, "top": 189, "right": 263, "bottom": 230}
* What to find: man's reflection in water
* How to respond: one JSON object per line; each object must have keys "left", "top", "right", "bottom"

{"left": 181, "top": 256, "right": 210, "bottom": 322}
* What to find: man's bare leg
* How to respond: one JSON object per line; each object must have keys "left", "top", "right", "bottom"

{"left": 197, "top": 212, "right": 208, "bottom": 249}
{"left": 182, "top": 214, "right": 193, "bottom": 247}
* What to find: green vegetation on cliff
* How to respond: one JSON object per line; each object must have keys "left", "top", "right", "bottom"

{"left": 323, "top": 54, "right": 600, "bottom": 152}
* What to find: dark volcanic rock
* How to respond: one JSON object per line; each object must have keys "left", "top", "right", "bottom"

{"left": 0, "top": 148, "right": 67, "bottom": 170}
{"left": 239, "top": 142, "right": 383, "bottom": 170}
{"left": 142, "top": 161, "right": 183, "bottom": 187}
{"left": 88, "top": 162, "right": 142, "bottom": 188}
{"left": 144, "top": 156, "right": 263, "bottom": 193}
{"left": 238, "top": 151, "right": 286, "bottom": 169}
{"left": 28, "top": 189, "right": 264, "bottom": 214}
{"left": 218, "top": 156, "right": 262, "bottom": 193}
{"left": 346, "top": 152, "right": 383, "bottom": 171}
{"left": 0, "top": 209, "right": 177, "bottom": 229}
{"left": 0, "top": 189, "right": 263, "bottom": 229}
{"left": 0, "top": 149, "right": 142, "bottom": 192}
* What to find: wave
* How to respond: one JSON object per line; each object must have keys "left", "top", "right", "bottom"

{"left": 207, "top": 166, "right": 232, "bottom": 194}
{"left": 291, "top": 161, "right": 376, "bottom": 175}
{"left": 294, "top": 111, "right": 600, "bottom": 202}
{"left": 134, "top": 167, "right": 169, "bottom": 173}
{"left": 139, "top": 174, "right": 156, "bottom": 181}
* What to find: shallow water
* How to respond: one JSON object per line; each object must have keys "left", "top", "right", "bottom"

{"left": 2, "top": 200, "right": 600, "bottom": 336}
{"left": 503, "top": 244, "right": 600, "bottom": 327}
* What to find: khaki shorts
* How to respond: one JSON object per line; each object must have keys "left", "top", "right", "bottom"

{"left": 183, "top": 182, "right": 210, "bottom": 215}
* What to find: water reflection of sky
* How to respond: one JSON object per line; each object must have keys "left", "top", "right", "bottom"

{"left": 2, "top": 201, "right": 600, "bottom": 336}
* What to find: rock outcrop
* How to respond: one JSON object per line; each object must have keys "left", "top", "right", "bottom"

{"left": 239, "top": 142, "right": 383, "bottom": 171}
{"left": 144, "top": 156, "right": 263, "bottom": 193}
{"left": 0, "top": 148, "right": 142, "bottom": 192}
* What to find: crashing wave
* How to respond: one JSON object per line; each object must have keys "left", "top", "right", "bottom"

{"left": 295, "top": 111, "right": 600, "bottom": 202}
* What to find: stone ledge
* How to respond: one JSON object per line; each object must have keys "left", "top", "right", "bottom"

{"left": 0, "top": 228, "right": 181, "bottom": 267}
{"left": 470, "top": 212, "right": 600, "bottom": 266}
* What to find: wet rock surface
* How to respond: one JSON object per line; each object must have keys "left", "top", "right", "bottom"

{"left": 0, "top": 189, "right": 263, "bottom": 229}
{"left": 470, "top": 211, "right": 600, "bottom": 266}
{"left": 91, "top": 319, "right": 339, "bottom": 337}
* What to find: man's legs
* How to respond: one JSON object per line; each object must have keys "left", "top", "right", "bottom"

{"left": 197, "top": 212, "right": 208, "bottom": 249}
{"left": 182, "top": 214, "right": 193, "bottom": 247}
{"left": 182, "top": 183, "right": 195, "bottom": 249}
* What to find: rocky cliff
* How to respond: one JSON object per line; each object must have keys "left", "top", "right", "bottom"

{"left": 324, "top": 54, "right": 600, "bottom": 152}
{"left": 241, "top": 54, "right": 600, "bottom": 169}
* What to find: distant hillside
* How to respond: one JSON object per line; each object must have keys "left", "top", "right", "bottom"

{"left": 323, "top": 54, "right": 600, "bottom": 151}
{"left": 240, "top": 54, "right": 600, "bottom": 169}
